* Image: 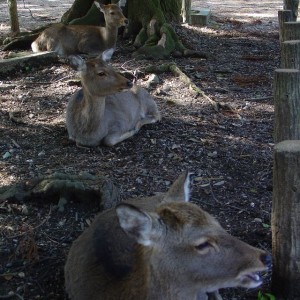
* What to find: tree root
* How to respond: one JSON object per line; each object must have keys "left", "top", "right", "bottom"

{"left": 144, "top": 63, "right": 219, "bottom": 110}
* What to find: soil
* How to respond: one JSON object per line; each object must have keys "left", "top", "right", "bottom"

{"left": 0, "top": 1, "right": 282, "bottom": 299}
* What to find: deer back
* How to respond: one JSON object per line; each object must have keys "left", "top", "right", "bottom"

{"left": 65, "top": 173, "right": 271, "bottom": 300}
{"left": 31, "top": 3, "right": 128, "bottom": 56}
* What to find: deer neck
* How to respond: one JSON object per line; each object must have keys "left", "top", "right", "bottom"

{"left": 81, "top": 89, "right": 106, "bottom": 124}
{"left": 124, "top": 247, "right": 198, "bottom": 300}
{"left": 103, "top": 24, "right": 119, "bottom": 48}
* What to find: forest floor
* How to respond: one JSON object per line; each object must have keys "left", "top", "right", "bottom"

{"left": 0, "top": 0, "right": 282, "bottom": 299}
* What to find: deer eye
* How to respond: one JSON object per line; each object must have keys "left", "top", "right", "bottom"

{"left": 97, "top": 71, "right": 105, "bottom": 77}
{"left": 195, "top": 241, "right": 211, "bottom": 251}
{"left": 110, "top": 12, "right": 115, "bottom": 15}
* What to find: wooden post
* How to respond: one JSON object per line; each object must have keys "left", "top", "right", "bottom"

{"left": 272, "top": 140, "right": 300, "bottom": 299}
{"left": 283, "top": 21, "right": 300, "bottom": 41}
{"left": 274, "top": 69, "right": 300, "bottom": 143}
{"left": 7, "top": 0, "right": 20, "bottom": 36}
{"left": 284, "top": 0, "right": 299, "bottom": 21}
{"left": 278, "top": 10, "right": 293, "bottom": 42}
{"left": 281, "top": 40, "right": 300, "bottom": 68}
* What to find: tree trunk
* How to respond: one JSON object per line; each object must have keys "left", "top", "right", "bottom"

{"left": 273, "top": 69, "right": 300, "bottom": 142}
{"left": 7, "top": 0, "right": 20, "bottom": 36}
{"left": 272, "top": 140, "right": 300, "bottom": 299}
{"left": 61, "top": 0, "right": 115, "bottom": 25}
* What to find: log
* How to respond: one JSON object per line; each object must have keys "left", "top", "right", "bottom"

{"left": 272, "top": 140, "right": 300, "bottom": 299}
{"left": 278, "top": 10, "right": 293, "bottom": 42}
{"left": 283, "top": 21, "right": 300, "bottom": 42}
{"left": 274, "top": 69, "right": 300, "bottom": 142}
{"left": 0, "top": 52, "right": 58, "bottom": 75}
{"left": 281, "top": 40, "right": 300, "bottom": 68}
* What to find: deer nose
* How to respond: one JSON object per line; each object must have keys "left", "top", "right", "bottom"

{"left": 260, "top": 253, "right": 272, "bottom": 268}
{"left": 124, "top": 19, "right": 129, "bottom": 26}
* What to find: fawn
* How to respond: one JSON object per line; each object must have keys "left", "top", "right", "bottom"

{"left": 66, "top": 48, "right": 160, "bottom": 147}
{"left": 65, "top": 172, "right": 271, "bottom": 300}
{"left": 31, "top": 2, "right": 128, "bottom": 56}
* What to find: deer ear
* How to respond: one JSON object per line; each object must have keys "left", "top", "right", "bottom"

{"left": 68, "top": 55, "right": 86, "bottom": 72}
{"left": 116, "top": 203, "right": 156, "bottom": 246}
{"left": 163, "top": 171, "right": 191, "bottom": 203}
{"left": 101, "top": 48, "right": 114, "bottom": 61}
{"left": 94, "top": 2, "right": 105, "bottom": 12}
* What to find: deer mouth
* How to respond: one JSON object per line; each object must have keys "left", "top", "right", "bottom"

{"left": 238, "top": 271, "right": 264, "bottom": 288}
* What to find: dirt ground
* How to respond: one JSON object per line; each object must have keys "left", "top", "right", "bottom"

{"left": 0, "top": 1, "right": 282, "bottom": 299}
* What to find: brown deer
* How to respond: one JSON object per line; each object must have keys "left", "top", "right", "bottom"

{"left": 64, "top": 172, "right": 271, "bottom": 300}
{"left": 31, "top": 3, "right": 128, "bottom": 56}
{"left": 66, "top": 49, "right": 160, "bottom": 147}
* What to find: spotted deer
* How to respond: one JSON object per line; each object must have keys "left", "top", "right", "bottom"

{"left": 31, "top": 2, "right": 128, "bottom": 56}
{"left": 65, "top": 48, "right": 160, "bottom": 147}
{"left": 64, "top": 172, "right": 271, "bottom": 300}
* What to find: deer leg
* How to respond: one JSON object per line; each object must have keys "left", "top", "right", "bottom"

{"left": 135, "top": 114, "right": 161, "bottom": 129}
{"left": 207, "top": 291, "right": 223, "bottom": 300}
{"left": 103, "top": 129, "right": 138, "bottom": 146}
{"left": 76, "top": 141, "right": 94, "bottom": 149}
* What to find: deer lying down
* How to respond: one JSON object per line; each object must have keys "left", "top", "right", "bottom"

{"left": 64, "top": 172, "right": 271, "bottom": 300}
{"left": 31, "top": 3, "right": 128, "bottom": 56}
{"left": 66, "top": 49, "right": 160, "bottom": 147}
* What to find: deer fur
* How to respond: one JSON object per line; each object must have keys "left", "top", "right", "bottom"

{"left": 65, "top": 49, "right": 160, "bottom": 147}
{"left": 31, "top": 3, "right": 128, "bottom": 56}
{"left": 64, "top": 172, "right": 271, "bottom": 300}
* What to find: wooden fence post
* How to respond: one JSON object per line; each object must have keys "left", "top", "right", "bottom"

{"left": 281, "top": 40, "right": 300, "bottom": 68}
{"left": 273, "top": 69, "right": 300, "bottom": 143}
{"left": 283, "top": 21, "right": 300, "bottom": 41}
{"left": 279, "top": 10, "right": 293, "bottom": 42}
{"left": 284, "top": 0, "right": 299, "bottom": 21}
{"left": 272, "top": 140, "right": 300, "bottom": 299}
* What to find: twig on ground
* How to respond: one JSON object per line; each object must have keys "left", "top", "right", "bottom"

{"left": 209, "top": 182, "right": 247, "bottom": 213}
{"left": 10, "top": 137, "right": 21, "bottom": 148}
{"left": 22, "top": 0, "right": 37, "bottom": 20}
{"left": 0, "top": 292, "right": 24, "bottom": 299}
{"left": 243, "top": 96, "right": 273, "bottom": 101}
{"left": 6, "top": 206, "right": 52, "bottom": 239}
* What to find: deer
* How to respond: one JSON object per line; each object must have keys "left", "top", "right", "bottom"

{"left": 31, "top": 2, "right": 128, "bottom": 56}
{"left": 64, "top": 172, "right": 271, "bottom": 300}
{"left": 65, "top": 48, "right": 161, "bottom": 147}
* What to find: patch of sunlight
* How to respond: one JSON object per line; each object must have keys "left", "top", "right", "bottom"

{"left": 0, "top": 24, "right": 10, "bottom": 32}
{"left": 231, "top": 12, "right": 279, "bottom": 19}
